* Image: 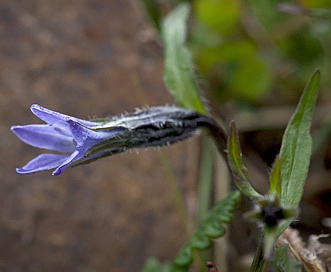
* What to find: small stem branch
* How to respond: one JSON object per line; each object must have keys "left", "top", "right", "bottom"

{"left": 249, "top": 238, "right": 266, "bottom": 272}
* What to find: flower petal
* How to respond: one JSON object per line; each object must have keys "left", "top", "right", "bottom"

{"left": 11, "top": 124, "right": 75, "bottom": 152}
{"left": 31, "top": 104, "right": 97, "bottom": 127}
{"left": 52, "top": 150, "right": 82, "bottom": 175}
{"left": 16, "top": 154, "right": 69, "bottom": 174}
{"left": 67, "top": 119, "right": 123, "bottom": 146}
{"left": 52, "top": 121, "right": 125, "bottom": 175}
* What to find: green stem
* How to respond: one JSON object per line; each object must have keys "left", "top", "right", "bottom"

{"left": 196, "top": 136, "right": 216, "bottom": 265}
{"left": 198, "top": 136, "right": 216, "bottom": 221}
{"left": 158, "top": 150, "right": 191, "bottom": 236}
{"left": 249, "top": 238, "right": 266, "bottom": 272}
{"left": 202, "top": 119, "right": 228, "bottom": 160}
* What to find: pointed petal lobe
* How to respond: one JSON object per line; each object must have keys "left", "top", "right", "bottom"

{"left": 31, "top": 104, "right": 97, "bottom": 127}
{"left": 16, "top": 154, "right": 69, "bottom": 174}
{"left": 52, "top": 150, "right": 82, "bottom": 175}
{"left": 67, "top": 119, "right": 122, "bottom": 147}
{"left": 11, "top": 124, "right": 75, "bottom": 152}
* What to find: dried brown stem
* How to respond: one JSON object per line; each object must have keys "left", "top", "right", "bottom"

{"left": 206, "top": 261, "right": 218, "bottom": 272}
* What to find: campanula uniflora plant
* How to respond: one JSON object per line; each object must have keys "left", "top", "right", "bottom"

{"left": 11, "top": 2, "right": 328, "bottom": 272}
{"left": 12, "top": 104, "right": 221, "bottom": 175}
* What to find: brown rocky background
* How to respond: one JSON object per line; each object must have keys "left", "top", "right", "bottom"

{"left": 0, "top": 1, "right": 199, "bottom": 271}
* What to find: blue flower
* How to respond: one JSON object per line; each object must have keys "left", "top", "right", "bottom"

{"left": 11, "top": 104, "right": 208, "bottom": 175}
{"left": 11, "top": 104, "right": 125, "bottom": 175}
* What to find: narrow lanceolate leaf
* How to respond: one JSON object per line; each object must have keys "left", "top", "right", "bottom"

{"left": 162, "top": 3, "right": 207, "bottom": 114}
{"left": 269, "top": 156, "right": 282, "bottom": 198}
{"left": 227, "top": 121, "right": 262, "bottom": 199}
{"left": 279, "top": 70, "right": 320, "bottom": 207}
{"left": 263, "top": 71, "right": 321, "bottom": 255}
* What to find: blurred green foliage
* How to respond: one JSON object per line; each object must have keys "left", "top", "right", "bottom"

{"left": 141, "top": 258, "right": 172, "bottom": 272}
{"left": 272, "top": 246, "right": 301, "bottom": 272}
{"left": 173, "top": 190, "right": 240, "bottom": 269}
{"left": 141, "top": 190, "right": 240, "bottom": 272}
{"left": 140, "top": 1, "right": 329, "bottom": 270}
{"left": 190, "top": 0, "right": 329, "bottom": 104}
{"left": 143, "top": 0, "right": 331, "bottom": 105}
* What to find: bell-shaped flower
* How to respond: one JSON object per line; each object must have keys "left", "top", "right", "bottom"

{"left": 11, "top": 104, "right": 210, "bottom": 175}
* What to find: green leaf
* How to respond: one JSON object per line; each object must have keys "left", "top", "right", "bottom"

{"left": 141, "top": 257, "right": 173, "bottom": 272}
{"left": 174, "top": 245, "right": 193, "bottom": 268}
{"left": 273, "top": 246, "right": 301, "bottom": 272}
{"left": 162, "top": 3, "right": 207, "bottom": 114}
{"left": 203, "top": 221, "right": 226, "bottom": 238}
{"left": 269, "top": 156, "right": 282, "bottom": 198}
{"left": 190, "top": 232, "right": 212, "bottom": 250}
{"left": 227, "top": 121, "right": 262, "bottom": 199}
{"left": 262, "top": 70, "right": 320, "bottom": 258}
{"left": 173, "top": 191, "right": 240, "bottom": 269}
{"left": 279, "top": 69, "right": 320, "bottom": 207}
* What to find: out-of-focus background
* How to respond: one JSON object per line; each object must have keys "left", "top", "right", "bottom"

{"left": 1, "top": 1, "right": 199, "bottom": 271}
{"left": 1, "top": 0, "right": 331, "bottom": 271}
